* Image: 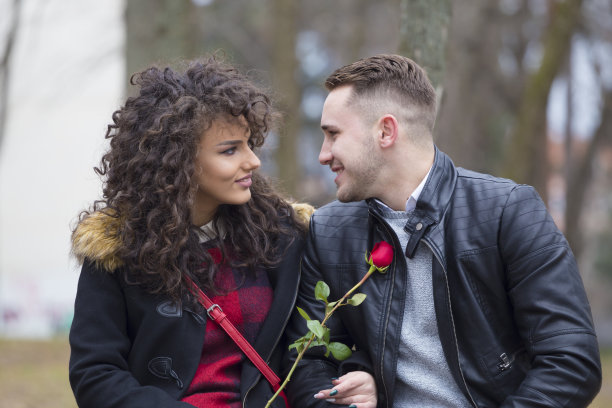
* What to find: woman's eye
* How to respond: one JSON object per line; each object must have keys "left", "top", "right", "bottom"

{"left": 222, "top": 147, "right": 237, "bottom": 155}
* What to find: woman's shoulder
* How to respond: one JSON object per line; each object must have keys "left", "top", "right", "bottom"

{"left": 71, "top": 209, "right": 124, "bottom": 273}
{"left": 290, "top": 202, "right": 315, "bottom": 227}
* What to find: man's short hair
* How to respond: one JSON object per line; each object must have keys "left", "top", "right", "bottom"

{"left": 325, "top": 54, "right": 437, "bottom": 133}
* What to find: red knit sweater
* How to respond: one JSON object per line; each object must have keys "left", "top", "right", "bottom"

{"left": 181, "top": 248, "right": 273, "bottom": 407}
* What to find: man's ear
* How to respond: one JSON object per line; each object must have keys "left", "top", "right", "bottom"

{"left": 377, "top": 114, "right": 399, "bottom": 148}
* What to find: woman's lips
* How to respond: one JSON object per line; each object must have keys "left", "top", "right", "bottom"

{"left": 236, "top": 175, "right": 252, "bottom": 188}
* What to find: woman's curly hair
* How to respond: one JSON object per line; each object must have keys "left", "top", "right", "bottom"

{"left": 78, "top": 56, "right": 305, "bottom": 300}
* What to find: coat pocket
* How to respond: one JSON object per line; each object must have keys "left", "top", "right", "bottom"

{"left": 480, "top": 346, "right": 529, "bottom": 398}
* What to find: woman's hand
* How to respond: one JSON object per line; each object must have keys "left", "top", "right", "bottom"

{"left": 313, "top": 370, "right": 377, "bottom": 408}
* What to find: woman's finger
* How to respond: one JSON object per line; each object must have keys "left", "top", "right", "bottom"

{"left": 313, "top": 371, "right": 377, "bottom": 407}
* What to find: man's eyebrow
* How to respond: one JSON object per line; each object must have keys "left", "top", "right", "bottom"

{"left": 321, "top": 124, "right": 337, "bottom": 131}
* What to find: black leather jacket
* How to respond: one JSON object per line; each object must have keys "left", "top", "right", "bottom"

{"left": 285, "top": 148, "right": 601, "bottom": 408}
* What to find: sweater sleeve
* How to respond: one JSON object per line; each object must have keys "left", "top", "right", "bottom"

{"left": 68, "top": 260, "right": 193, "bottom": 408}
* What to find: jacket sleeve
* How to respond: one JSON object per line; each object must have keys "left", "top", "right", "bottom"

{"left": 69, "top": 261, "right": 193, "bottom": 408}
{"left": 284, "top": 216, "right": 373, "bottom": 408}
{"left": 499, "top": 185, "right": 602, "bottom": 408}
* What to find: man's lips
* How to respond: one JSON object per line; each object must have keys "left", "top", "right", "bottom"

{"left": 330, "top": 165, "right": 344, "bottom": 184}
{"left": 236, "top": 174, "right": 253, "bottom": 187}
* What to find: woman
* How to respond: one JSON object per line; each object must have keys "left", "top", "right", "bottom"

{"left": 69, "top": 57, "right": 375, "bottom": 408}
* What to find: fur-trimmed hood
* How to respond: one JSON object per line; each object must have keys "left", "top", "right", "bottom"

{"left": 71, "top": 210, "right": 125, "bottom": 272}
{"left": 71, "top": 203, "right": 314, "bottom": 272}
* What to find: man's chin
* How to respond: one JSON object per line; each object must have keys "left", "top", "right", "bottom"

{"left": 336, "top": 188, "right": 363, "bottom": 203}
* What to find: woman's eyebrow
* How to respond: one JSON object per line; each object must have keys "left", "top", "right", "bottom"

{"left": 215, "top": 139, "right": 242, "bottom": 147}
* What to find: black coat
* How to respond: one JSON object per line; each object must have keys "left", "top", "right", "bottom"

{"left": 285, "top": 148, "right": 601, "bottom": 408}
{"left": 69, "top": 224, "right": 303, "bottom": 408}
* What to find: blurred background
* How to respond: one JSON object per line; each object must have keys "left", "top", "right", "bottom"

{"left": 0, "top": 0, "right": 611, "bottom": 406}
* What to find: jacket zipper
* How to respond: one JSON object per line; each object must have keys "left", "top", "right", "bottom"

{"left": 498, "top": 346, "right": 525, "bottom": 372}
{"left": 498, "top": 353, "right": 512, "bottom": 371}
{"left": 422, "top": 238, "right": 478, "bottom": 408}
{"left": 370, "top": 207, "right": 475, "bottom": 407}
{"left": 242, "top": 259, "right": 302, "bottom": 407}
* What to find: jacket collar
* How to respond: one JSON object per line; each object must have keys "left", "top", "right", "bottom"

{"left": 367, "top": 146, "right": 456, "bottom": 221}
{"left": 413, "top": 146, "right": 457, "bottom": 223}
{"left": 239, "top": 234, "right": 303, "bottom": 399}
{"left": 367, "top": 146, "right": 457, "bottom": 260}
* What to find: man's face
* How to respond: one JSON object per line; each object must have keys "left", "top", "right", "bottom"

{"left": 319, "top": 86, "right": 381, "bottom": 202}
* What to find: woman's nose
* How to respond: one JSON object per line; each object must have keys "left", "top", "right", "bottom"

{"left": 245, "top": 147, "right": 261, "bottom": 170}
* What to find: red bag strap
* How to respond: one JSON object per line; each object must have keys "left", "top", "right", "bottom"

{"left": 184, "top": 275, "right": 282, "bottom": 392}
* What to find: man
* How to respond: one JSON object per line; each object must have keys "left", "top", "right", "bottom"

{"left": 285, "top": 54, "right": 601, "bottom": 408}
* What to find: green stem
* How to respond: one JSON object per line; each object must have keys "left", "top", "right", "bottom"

{"left": 264, "top": 332, "right": 316, "bottom": 408}
{"left": 322, "top": 265, "right": 375, "bottom": 324}
{"left": 265, "top": 264, "right": 377, "bottom": 407}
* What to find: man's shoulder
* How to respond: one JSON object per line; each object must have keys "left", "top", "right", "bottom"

{"left": 311, "top": 200, "right": 369, "bottom": 227}
{"left": 314, "top": 200, "right": 368, "bottom": 215}
{"left": 454, "top": 167, "right": 521, "bottom": 198}
{"left": 456, "top": 167, "right": 516, "bottom": 186}
{"left": 307, "top": 201, "right": 370, "bottom": 259}
{"left": 447, "top": 167, "right": 537, "bottom": 222}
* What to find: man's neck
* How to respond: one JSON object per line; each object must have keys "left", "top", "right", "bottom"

{"left": 375, "top": 152, "right": 434, "bottom": 211}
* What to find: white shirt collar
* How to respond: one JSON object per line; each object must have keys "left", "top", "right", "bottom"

{"left": 196, "top": 220, "right": 225, "bottom": 243}
{"left": 405, "top": 166, "right": 432, "bottom": 212}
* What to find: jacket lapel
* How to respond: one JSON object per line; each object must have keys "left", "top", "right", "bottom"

{"left": 239, "top": 236, "right": 303, "bottom": 397}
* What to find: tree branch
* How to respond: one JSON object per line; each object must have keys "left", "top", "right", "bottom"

{"left": 0, "top": 0, "right": 22, "bottom": 152}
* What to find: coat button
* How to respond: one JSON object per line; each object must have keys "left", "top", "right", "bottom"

{"left": 416, "top": 222, "right": 423, "bottom": 231}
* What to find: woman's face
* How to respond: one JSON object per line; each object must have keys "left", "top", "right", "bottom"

{"left": 191, "top": 116, "right": 261, "bottom": 226}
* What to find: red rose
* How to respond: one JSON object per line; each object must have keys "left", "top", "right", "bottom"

{"left": 369, "top": 241, "right": 393, "bottom": 269}
{"left": 269, "top": 239, "right": 394, "bottom": 406}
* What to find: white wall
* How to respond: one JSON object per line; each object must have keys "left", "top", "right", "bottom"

{"left": 0, "top": 0, "right": 124, "bottom": 337}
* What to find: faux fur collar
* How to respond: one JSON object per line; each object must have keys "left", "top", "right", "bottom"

{"left": 71, "top": 202, "right": 314, "bottom": 272}
{"left": 71, "top": 210, "right": 124, "bottom": 272}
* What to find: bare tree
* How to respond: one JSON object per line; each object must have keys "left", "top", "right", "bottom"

{"left": 565, "top": 78, "right": 612, "bottom": 259}
{"left": 434, "top": 0, "right": 531, "bottom": 175}
{"left": 503, "top": 0, "right": 584, "bottom": 201}
{"left": 0, "top": 0, "right": 21, "bottom": 152}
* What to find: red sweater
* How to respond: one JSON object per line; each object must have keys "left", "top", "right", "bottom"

{"left": 181, "top": 248, "right": 273, "bottom": 407}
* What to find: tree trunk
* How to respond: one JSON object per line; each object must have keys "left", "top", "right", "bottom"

{"left": 398, "top": 0, "right": 451, "bottom": 89}
{"left": 434, "top": 0, "right": 521, "bottom": 175}
{"left": 564, "top": 89, "right": 612, "bottom": 259}
{"left": 271, "top": 0, "right": 300, "bottom": 197}
{"left": 503, "top": 0, "right": 584, "bottom": 203}
{"left": 125, "top": 0, "right": 202, "bottom": 88}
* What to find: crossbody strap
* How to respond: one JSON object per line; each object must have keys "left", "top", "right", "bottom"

{"left": 184, "top": 275, "right": 282, "bottom": 392}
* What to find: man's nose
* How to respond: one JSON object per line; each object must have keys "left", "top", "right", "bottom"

{"left": 319, "top": 138, "right": 332, "bottom": 165}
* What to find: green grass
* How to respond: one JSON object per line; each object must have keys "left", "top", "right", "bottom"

{"left": 0, "top": 338, "right": 609, "bottom": 407}
{"left": 590, "top": 348, "right": 612, "bottom": 408}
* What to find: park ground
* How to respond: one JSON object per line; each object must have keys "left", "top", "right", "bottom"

{"left": 0, "top": 338, "right": 610, "bottom": 407}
